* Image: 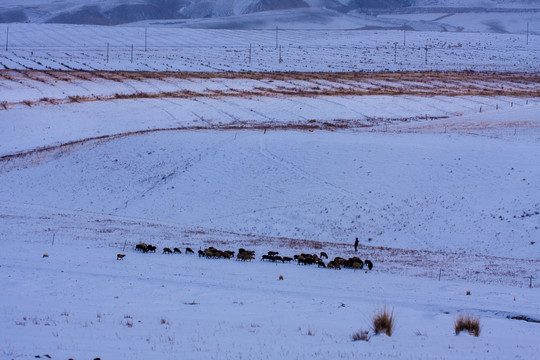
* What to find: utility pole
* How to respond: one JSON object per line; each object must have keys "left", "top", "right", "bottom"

{"left": 403, "top": 26, "right": 406, "bottom": 47}
{"left": 276, "top": 26, "right": 279, "bottom": 49}
{"left": 5, "top": 26, "right": 8, "bottom": 51}
{"left": 131, "top": 44, "right": 133, "bottom": 63}
{"left": 106, "top": 42, "right": 109, "bottom": 63}
{"left": 526, "top": 23, "right": 529, "bottom": 45}
{"left": 145, "top": 27, "right": 148, "bottom": 51}
{"left": 279, "top": 45, "right": 283, "bottom": 63}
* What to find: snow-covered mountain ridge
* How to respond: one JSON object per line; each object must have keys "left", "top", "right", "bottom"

{"left": 0, "top": 0, "right": 539, "bottom": 28}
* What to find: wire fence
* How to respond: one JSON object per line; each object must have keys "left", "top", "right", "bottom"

{"left": 1, "top": 24, "right": 539, "bottom": 72}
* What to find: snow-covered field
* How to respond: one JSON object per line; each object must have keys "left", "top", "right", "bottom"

{"left": 1, "top": 24, "right": 539, "bottom": 72}
{"left": 1, "top": 25, "right": 540, "bottom": 360}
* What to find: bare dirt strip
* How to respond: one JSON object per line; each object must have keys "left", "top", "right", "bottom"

{"left": 1, "top": 70, "right": 539, "bottom": 109}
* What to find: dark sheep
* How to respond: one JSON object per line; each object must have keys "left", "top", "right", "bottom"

{"left": 163, "top": 247, "right": 173, "bottom": 254}
{"left": 327, "top": 261, "right": 341, "bottom": 270}
{"left": 198, "top": 249, "right": 204, "bottom": 257}
{"left": 320, "top": 251, "right": 328, "bottom": 259}
{"left": 365, "top": 260, "right": 373, "bottom": 270}
{"left": 225, "top": 250, "right": 235, "bottom": 257}
{"left": 237, "top": 252, "right": 254, "bottom": 261}
{"left": 117, "top": 254, "right": 126, "bottom": 260}
{"left": 317, "top": 260, "right": 326, "bottom": 268}
{"left": 282, "top": 256, "right": 293, "bottom": 263}
{"left": 135, "top": 243, "right": 147, "bottom": 252}
{"left": 186, "top": 247, "right": 195, "bottom": 254}
{"left": 174, "top": 248, "right": 182, "bottom": 254}
{"left": 147, "top": 245, "right": 156, "bottom": 253}
{"left": 268, "top": 251, "right": 279, "bottom": 256}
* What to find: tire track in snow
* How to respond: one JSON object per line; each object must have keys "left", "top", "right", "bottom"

{"left": 258, "top": 136, "right": 352, "bottom": 198}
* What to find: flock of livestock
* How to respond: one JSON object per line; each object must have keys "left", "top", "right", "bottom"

{"left": 125, "top": 243, "right": 374, "bottom": 271}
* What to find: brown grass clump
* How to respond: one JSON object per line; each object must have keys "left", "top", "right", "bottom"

{"left": 373, "top": 306, "right": 395, "bottom": 336}
{"left": 454, "top": 314, "right": 480, "bottom": 336}
{"left": 351, "top": 329, "right": 371, "bottom": 342}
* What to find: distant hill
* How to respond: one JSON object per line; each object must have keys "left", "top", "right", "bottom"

{"left": 0, "top": 0, "right": 538, "bottom": 27}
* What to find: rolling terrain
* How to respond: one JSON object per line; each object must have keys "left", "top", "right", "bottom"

{"left": 0, "top": 22, "right": 539, "bottom": 360}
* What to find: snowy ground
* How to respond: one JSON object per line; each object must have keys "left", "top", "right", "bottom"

{"left": 0, "top": 24, "right": 539, "bottom": 72}
{"left": 1, "top": 36, "right": 540, "bottom": 359}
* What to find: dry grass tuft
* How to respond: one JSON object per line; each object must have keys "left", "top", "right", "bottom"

{"left": 454, "top": 314, "right": 480, "bottom": 336}
{"left": 373, "top": 306, "right": 395, "bottom": 336}
{"left": 351, "top": 329, "right": 371, "bottom": 342}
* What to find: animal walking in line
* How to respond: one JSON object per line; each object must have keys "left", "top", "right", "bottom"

{"left": 117, "top": 254, "right": 126, "bottom": 260}
{"left": 163, "top": 247, "right": 173, "bottom": 254}
{"left": 186, "top": 247, "right": 195, "bottom": 254}
{"left": 174, "top": 247, "right": 182, "bottom": 254}
{"left": 365, "top": 259, "right": 373, "bottom": 270}
{"left": 135, "top": 243, "right": 148, "bottom": 252}
{"left": 320, "top": 251, "right": 328, "bottom": 259}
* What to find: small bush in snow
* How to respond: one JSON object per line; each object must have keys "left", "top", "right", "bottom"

{"left": 373, "top": 306, "right": 395, "bottom": 336}
{"left": 351, "top": 329, "right": 371, "bottom": 342}
{"left": 454, "top": 314, "right": 480, "bottom": 336}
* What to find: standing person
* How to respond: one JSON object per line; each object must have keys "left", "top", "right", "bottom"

{"left": 354, "top": 237, "right": 359, "bottom": 252}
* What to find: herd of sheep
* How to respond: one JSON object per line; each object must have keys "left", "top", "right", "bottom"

{"left": 127, "top": 243, "right": 373, "bottom": 271}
